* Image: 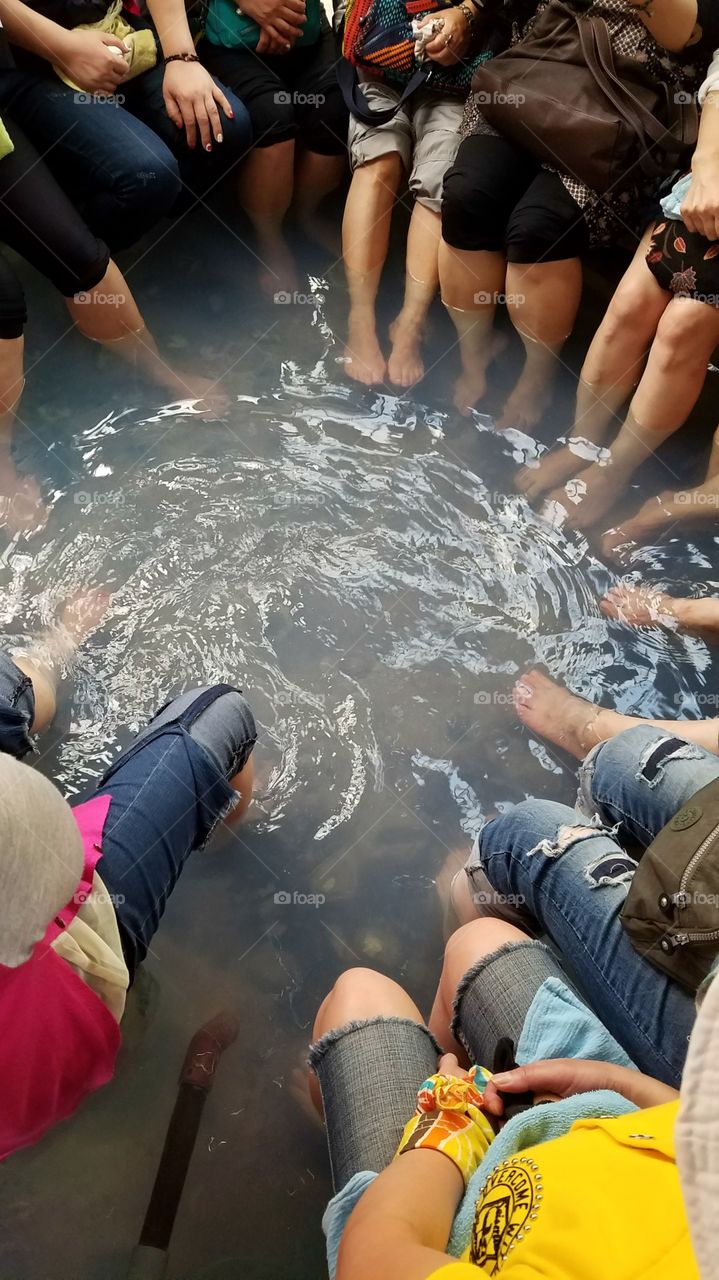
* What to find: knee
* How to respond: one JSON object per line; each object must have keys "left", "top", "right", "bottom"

{"left": 505, "top": 205, "right": 583, "bottom": 264}
{"left": 441, "top": 919, "right": 530, "bottom": 995}
{"left": 116, "top": 145, "right": 182, "bottom": 216}
{"left": 652, "top": 303, "right": 716, "bottom": 374}
{"left": 441, "top": 164, "right": 503, "bottom": 250}
{"left": 356, "top": 152, "right": 406, "bottom": 191}
{"left": 313, "top": 967, "right": 393, "bottom": 1037}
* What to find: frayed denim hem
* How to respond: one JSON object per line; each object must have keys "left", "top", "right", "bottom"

{"left": 308, "top": 1016, "right": 443, "bottom": 1070}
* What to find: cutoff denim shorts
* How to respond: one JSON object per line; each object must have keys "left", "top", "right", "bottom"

{"left": 309, "top": 938, "right": 567, "bottom": 1193}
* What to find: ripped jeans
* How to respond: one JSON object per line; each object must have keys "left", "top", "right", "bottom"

{"left": 472, "top": 725, "right": 719, "bottom": 1085}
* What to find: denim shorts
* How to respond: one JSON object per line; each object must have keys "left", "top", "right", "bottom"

{"left": 81, "top": 683, "right": 257, "bottom": 980}
{"left": 309, "top": 939, "right": 566, "bottom": 1193}
{"left": 0, "top": 647, "right": 35, "bottom": 759}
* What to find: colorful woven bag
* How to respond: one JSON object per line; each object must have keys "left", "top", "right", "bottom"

{"left": 338, "top": 0, "right": 494, "bottom": 123}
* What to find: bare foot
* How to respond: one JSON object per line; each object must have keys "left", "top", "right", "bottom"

{"left": 452, "top": 333, "right": 508, "bottom": 417}
{"left": 387, "top": 314, "right": 425, "bottom": 387}
{"left": 497, "top": 362, "right": 555, "bottom": 433}
{"left": 165, "top": 373, "right": 231, "bottom": 421}
{"left": 600, "top": 583, "right": 680, "bottom": 629}
{"left": 259, "top": 234, "right": 298, "bottom": 302}
{"left": 0, "top": 471, "right": 48, "bottom": 538}
{"left": 545, "top": 462, "right": 620, "bottom": 531}
{"left": 61, "top": 587, "right": 110, "bottom": 643}
{"left": 513, "top": 668, "right": 612, "bottom": 759}
{"left": 517, "top": 438, "right": 610, "bottom": 502}
{"left": 343, "top": 309, "right": 387, "bottom": 386}
{"left": 601, "top": 582, "right": 719, "bottom": 643}
{"left": 599, "top": 491, "right": 680, "bottom": 563}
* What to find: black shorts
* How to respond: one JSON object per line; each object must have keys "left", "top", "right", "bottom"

{"left": 199, "top": 19, "right": 348, "bottom": 155}
{"left": 646, "top": 214, "right": 719, "bottom": 308}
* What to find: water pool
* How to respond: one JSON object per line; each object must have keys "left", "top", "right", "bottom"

{"left": 1, "top": 206, "right": 718, "bottom": 1279}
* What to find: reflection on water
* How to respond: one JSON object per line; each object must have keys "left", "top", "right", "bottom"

{"left": 1, "top": 227, "right": 717, "bottom": 1279}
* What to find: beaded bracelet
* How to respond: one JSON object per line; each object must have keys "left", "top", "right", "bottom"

{"left": 164, "top": 52, "right": 201, "bottom": 64}
{"left": 458, "top": 1, "right": 479, "bottom": 32}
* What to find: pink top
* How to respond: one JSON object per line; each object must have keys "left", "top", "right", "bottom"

{"left": 0, "top": 794, "right": 120, "bottom": 1160}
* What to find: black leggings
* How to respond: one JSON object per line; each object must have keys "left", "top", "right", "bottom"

{"left": 442, "top": 133, "right": 589, "bottom": 263}
{"left": 0, "top": 126, "right": 110, "bottom": 340}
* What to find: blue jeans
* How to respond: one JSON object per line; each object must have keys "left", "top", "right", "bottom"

{"left": 475, "top": 725, "right": 719, "bottom": 1086}
{"left": 83, "top": 684, "right": 257, "bottom": 978}
{"left": 0, "top": 61, "right": 252, "bottom": 251}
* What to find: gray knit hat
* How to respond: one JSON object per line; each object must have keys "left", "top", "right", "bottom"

{"left": 0, "top": 754, "right": 83, "bottom": 968}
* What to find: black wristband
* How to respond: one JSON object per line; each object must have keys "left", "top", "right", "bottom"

{"left": 164, "top": 52, "right": 201, "bottom": 64}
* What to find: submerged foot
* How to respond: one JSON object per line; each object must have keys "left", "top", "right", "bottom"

{"left": 453, "top": 333, "right": 507, "bottom": 417}
{"left": 258, "top": 234, "right": 299, "bottom": 302}
{"left": 600, "top": 583, "right": 680, "bottom": 629}
{"left": 544, "top": 462, "right": 620, "bottom": 530}
{"left": 344, "top": 311, "right": 387, "bottom": 386}
{"left": 61, "top": 586, "right": 110, "bottom": 644}
{"left": 387, "top": 314, "right": 425, "bottom": 388}
{"left": 497, "top": 361, "right": 555, "bottom": 433}
{"left": 517, "top": 440, "right": 605, "bottom": 502}
{"left": 513, "top": 668, "right": 609, "bottom": 759}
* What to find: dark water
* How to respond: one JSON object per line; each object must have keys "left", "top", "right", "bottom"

{"left": 1, "top": 210, "right": 717, "bottom": 1280}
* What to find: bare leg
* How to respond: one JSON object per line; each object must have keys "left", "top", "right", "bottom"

{"left": 342, "top": 153, "right": 405, "bottom": 386}
{"left": 600, "top": 583, "right": 719, "bottom": 643}
{"left": 228, "top": 754, "right": 254, "bottom": 821}
{"left": 549, "top": 297, "right": 719, "bottom": 530}
{"left": 65, "top": 262, "right": 228, "bottom": 409}
{"left": 518, "top": 228, "right": 664, "bottom": 498}
{"left": 438, "top": 238, "right": 506, "bottom": 415}
{"left": 11, "top": 587, "right": 109, "bottom": 734}
{"left": 309, "top": 968, "right": 425, "bottom": 1114}
{"left": 602, "top": 422, "right": 719, "bottom": 560}
{"left": 237, "top": 140, "right": 298, "bottom": 297}
{"left": 497, "top": 257, "right": 582, "bottom": 432}
{"left": 513, "top": 668, "right": 719, "bottom": 758}
{"left": 428, "top": 919, "right": 534, "bottom": 1064}
{"left": 292, "top": 148, "right": 346, "bottom": 254}
{"left": 387, "top": 202, "right": 440, "bottom": 388}
{"left": 0, "top": 336, "right": 48, "bottom": 538}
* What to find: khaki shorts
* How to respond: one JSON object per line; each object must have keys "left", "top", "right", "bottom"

{"left": 348, "top": 78, "right": 464, "bottom": 211}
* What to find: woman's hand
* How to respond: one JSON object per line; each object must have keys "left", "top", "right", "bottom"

{"left": 242, "top": 0, "right": 306, "bottom": 49}
{"left": 682, "top": 152, "right": 719, "bottom": 241}
{"left": 482, "top": 1058, "right": 679, "bottom": 1112}
{"left": 163, "top": 60, "right": 234, "bottom": 150}
{"left": 419, "top": 7, "right": 472, "bottom": 66}
{"left": 54, "top": 28, "right": 130, "bottom": 94}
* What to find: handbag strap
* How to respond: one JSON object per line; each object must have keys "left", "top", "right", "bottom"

{"left": 579, "top": 15, "right": 694, "bottom": 158}
{"left": 337, "top": 57, "right": 430, "bottom": 124}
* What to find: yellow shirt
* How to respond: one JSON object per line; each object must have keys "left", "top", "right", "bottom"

{"left": 429, "top": 1103, "right": 696, "bottom": 1280}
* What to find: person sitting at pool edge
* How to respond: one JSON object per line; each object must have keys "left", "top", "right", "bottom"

{"left": 0, "top": 680, "right": 256, "bottom": 1159}
{"left": 309, "top": 914, "right": 707, "bottom": 1280}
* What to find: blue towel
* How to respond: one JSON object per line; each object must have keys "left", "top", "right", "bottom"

{"left": 323, "top": 978, "right": 638, "bottom": 1277}
{"left": 660, "top": 174, "right": 691, "bottom": 221}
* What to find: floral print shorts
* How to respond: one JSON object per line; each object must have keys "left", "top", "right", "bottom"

{"left": 646, "top": 217, "right": 719, "bottom": 307}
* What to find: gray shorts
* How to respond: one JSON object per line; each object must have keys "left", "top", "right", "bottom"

{"left": 309, "top": 939, "right": 568, "bottom": 1192}
{"left": 348, "top": 80, "right": 464, "bottom": 210}
{"left": 0, "top": 648, "right": 36, "bottom": 759}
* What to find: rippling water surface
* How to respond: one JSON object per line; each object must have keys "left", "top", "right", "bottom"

{"left": 1, "top": 228, "right": 717, "bottom": 1279}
